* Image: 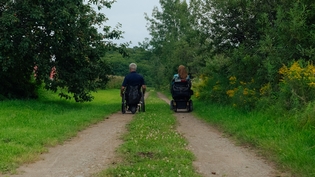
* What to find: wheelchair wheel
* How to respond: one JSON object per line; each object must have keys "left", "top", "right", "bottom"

{"left": 121, "top": 94, "right": 126, "bottom": 114}
{"left": 170, "top": 100, "right": 177, "bottom": 112}
{"left": 188, "top": 100, "right": 193, "bottom": 112}
{"left": 141, "top": 95, "right": 145, "bottom": 112}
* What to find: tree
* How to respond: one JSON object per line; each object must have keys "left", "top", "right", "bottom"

{"left": 145, "top": 0, "right": 199, "bottom": 88}
{"left": 0, "top": 0, "right": 125, "bottom": 102}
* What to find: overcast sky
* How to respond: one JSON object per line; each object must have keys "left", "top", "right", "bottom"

{"left": 100, "top": 0, "right": 160, "bottom": 47}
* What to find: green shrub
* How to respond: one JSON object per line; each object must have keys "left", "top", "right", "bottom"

{"left": 106, "top": 76, "right": 124, "bottom": 89}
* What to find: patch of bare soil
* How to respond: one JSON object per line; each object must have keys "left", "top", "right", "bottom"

{"left": 3, "top": 92, "right": 288, "bottom": 177}
{"left": 157, "top": 92, "right": 286, "bottom": 177}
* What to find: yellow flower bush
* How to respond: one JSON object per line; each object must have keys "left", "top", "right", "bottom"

{"left": 226, "top": 76, "right": 258, "bottom": 109}
{"left": 193, "top": 74, "right": 227, "bottom": 102}
{"left": 279, "top": 61, "right": 315, "bottom": 107}
{"left": 280, "top": 61, "right": 315, "bottom": 83}
{"left": 192, "top": 75, "right": 208, "bottom": 99}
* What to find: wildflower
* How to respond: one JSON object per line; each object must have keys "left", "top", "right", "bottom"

{"left": 226, "top": 90, "right": 235, "bottom": 97}
{"left": 279, "top": 65, "right": 288, "bottom": 75}
{"left": 243, "top": 88, "right": 249, "bottom": 95}
{"left": 229, "top": 76, "right": 237, "bottom": 84}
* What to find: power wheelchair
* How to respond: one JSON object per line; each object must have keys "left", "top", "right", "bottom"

{"left": 121, "top": 85, "right": 145, "bottom": 114}
{"left": 170, "top": 78, "right": 193, "bottom": 112}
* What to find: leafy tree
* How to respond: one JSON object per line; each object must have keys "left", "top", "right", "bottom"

{"left": 0, "top": 0, "right": 125, "bottom": 102}
{"left": 145, "top": 0, "right": 199, "bottom": 88}
{"left": 103, "top": 47, "right": 154, "bottom": 86}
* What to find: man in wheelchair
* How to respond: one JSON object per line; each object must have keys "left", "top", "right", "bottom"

{"left": 121, "top": 63, "right": 146, "bottom": 114}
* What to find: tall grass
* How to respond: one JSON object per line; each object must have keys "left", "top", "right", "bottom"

{"left": 192, "top": 99, "right": 315, "bottom": 177}
{"left": 0, "top": 88, "right": 121, "bottom": 174}
{"left": 98, "top": 91, "right": 201, "bottom": 177}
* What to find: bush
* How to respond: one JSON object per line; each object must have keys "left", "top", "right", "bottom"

{"left": 278, "top": 61, "right": 315, "bottom": 109}
{"left": 193, "top": 74, "right": 229, "bottom": 104}
{"left": 106, "top": 76, "right": 124, "bottom": 89}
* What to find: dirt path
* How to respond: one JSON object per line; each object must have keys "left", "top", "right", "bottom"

{"left": 157, "top": 92, "right": 282, "bottom": 177}
{"left": 4, "top": 92, "right": 284, "bottom": 177}
{"left": 7, "top": 112, "right": 133, "bottom": 177}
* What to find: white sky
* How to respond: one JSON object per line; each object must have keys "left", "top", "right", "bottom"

{"left": 100, "top": 0, "right": 160, "bottom": 47}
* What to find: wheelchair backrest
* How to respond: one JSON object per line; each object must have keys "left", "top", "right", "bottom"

{"left": 172, "top": 80, "right": 191, "bottom": 92}
{"left": 127, "top": 85, "right": 141, "bottom": 105}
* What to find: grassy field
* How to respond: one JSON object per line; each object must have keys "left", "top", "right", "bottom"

{"left": 0, "top": 89, "right": 121, "bottom": 174}
{"left": 97, "top": 91, "right": 201, "bottom": 177}
{"left": 192, "top": 99, "right": 315, "bottom": 177}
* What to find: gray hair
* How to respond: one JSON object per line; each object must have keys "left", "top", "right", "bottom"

{"left": 129, "top": 63, "right": 137, "bottom": 71}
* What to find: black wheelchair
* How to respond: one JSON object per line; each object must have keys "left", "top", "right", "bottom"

{"left": 170, "top": 79, "right": 193, "bottom": 112}
{"left": 121, "top": 85, "right": 145, "bottom": 114}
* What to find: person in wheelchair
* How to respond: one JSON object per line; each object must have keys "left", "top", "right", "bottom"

{"left": 121, "top": 63, "right": 146, "bottom": 113}
{"left": 171, "top": 65, "right": 192, "bottom": 99}
{"left": 170, "top": 65, "right": 193, "bottom": 112}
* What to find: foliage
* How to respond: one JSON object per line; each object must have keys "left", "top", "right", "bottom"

{"left": 145, "top": 0, "right": 201, "bottom": 89}
{"left": 0, "top": 0, "right": 125, "bottom": 102}
{"left": 106, "top": 75, "right": 124, "bottom": 89}
{"left": 103, "top": 47, "right": 154, "bottom": 87}
{"left": 145, "top": 0, "right": 315, "bottom": 111}
{"left": 192, "top": 74, "right": 228, "bottom": 104}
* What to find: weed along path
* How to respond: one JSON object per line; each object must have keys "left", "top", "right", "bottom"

{"left": 157, "top": 92, "right": 280, "bottom": 177}
{"left": 8, "top": 112, "right": 134, "bottom": 177}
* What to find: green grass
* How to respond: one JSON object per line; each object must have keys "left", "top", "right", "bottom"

{"left": 0, "top": 88, "right": 121, "bottom": 174}
{"left": 192, "top": 99, "right": 315, "bottom": 177}
{"left": 98, "top": 91, "right": 201, "bottom": 177}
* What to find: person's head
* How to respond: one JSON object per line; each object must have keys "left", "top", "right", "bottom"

{"left": 178, "top": 65, "right": 188, "bottom": 79}
{"left": 129, "top": 63, "right": 137, "bottom": 72}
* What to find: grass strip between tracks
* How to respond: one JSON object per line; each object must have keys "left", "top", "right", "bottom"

{"left": 99, "top": 91, "right": 201, "bottom": 177}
